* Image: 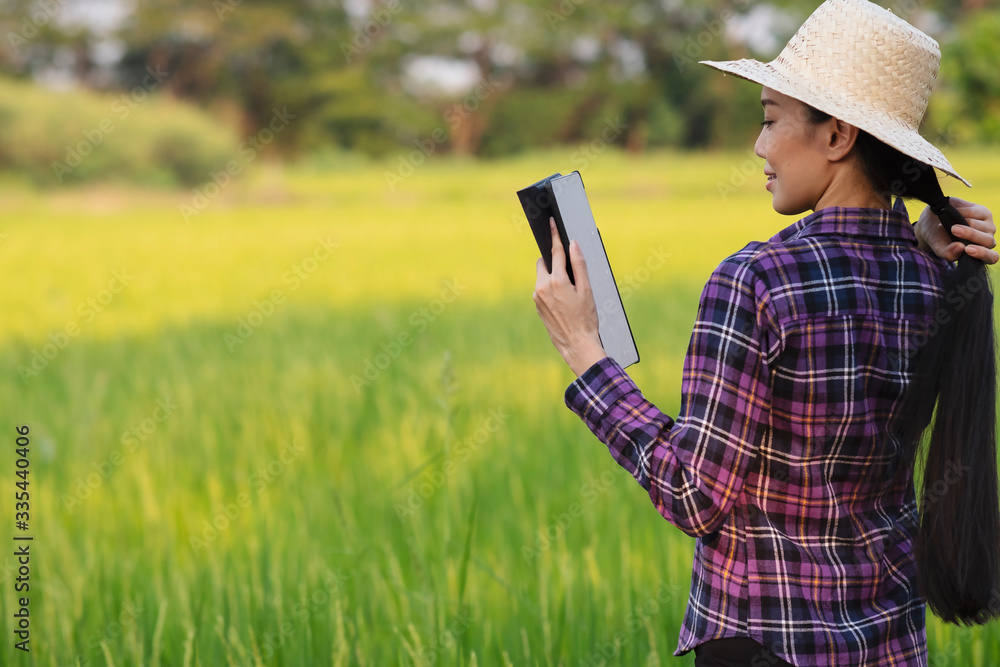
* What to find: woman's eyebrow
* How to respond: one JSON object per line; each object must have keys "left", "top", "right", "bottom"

{"left": 761, "top": 98, "right": 779, "bottom": 107}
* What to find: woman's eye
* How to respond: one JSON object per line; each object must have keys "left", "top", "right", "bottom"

{"left": 760, "top": 120, "right": 774, "bottom": 128}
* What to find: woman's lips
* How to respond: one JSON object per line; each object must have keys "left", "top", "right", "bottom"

{"left": 765, "top": 173, "right": 776, "bottom": 191}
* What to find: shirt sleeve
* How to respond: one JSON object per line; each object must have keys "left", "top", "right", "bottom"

{"left": 564, "top": 254, "right": 780, "bottom": 537}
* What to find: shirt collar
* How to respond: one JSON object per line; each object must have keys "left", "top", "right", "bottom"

{"left": 769, "top": 198, "right": 917, "bottom": 246}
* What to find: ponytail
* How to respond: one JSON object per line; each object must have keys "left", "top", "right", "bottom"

{"left": 891, "top": 174, "right": 1000, "bottom": 626}
{"left": 804, "top": 103, "right": 1000, "bottom": 625}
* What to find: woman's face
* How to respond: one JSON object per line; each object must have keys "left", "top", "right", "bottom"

{"left": 754, "top": 86, "right": 834, "bottom": 215}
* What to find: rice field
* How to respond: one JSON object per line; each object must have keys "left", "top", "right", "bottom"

{"left": 2, "top": 148, "right": 999, "bottom": 665}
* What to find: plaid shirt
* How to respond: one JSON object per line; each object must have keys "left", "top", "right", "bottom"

{"left": 565, "top": 202, "right": 951, "bottom": 666}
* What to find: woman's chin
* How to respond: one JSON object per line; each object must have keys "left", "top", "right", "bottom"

{"left": 772, "top": 197, "right": 810, "bottom": 216}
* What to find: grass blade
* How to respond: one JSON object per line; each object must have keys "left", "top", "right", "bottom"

{"left": 457, "top": 492, "right": 477, "bottom": 615}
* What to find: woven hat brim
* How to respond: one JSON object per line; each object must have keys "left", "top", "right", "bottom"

{"left": 700, "top": 58, "right": 971, "bottom": 188}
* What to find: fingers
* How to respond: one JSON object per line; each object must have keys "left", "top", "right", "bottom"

{"left": 537, "top": 239, "right": 590, "bottom": 293}
{"left": 946, "top": 211, "right": 1000, "bottom": 264}
{"left": 936, "top": 241, "right": 966, "bottom": 263}
{"left": 965, "top": 243, "right": 1000, "bottom": 266}
{"left": 948, "top": 197, "right": 991, "bottom": 221}
{"left": 937, "top": 199, "right": 998, "bottom": 264}
{"left": 948, "top": 197, "right": 994, "bottom": 227}
{"left": 534, "top": 237, "right": 594, "bottom": 313}
{"left": 548, "top": 217, "right": 567, "bottom": 279}
{"left": 957, "top": 206, "right": 996, "bottom": 233}
{"left": 535, "top": 256, "right": 548, "bottom": 288}
{"left": 568, "top": 239, "right": 591, "bottom": 293}
{"left": 952, "top": 223, "right": 997, "bottom": 250}
{"left": 955, "top": 206, "right": 995, "bottom": 231}
{"left": 952, "top": 199, "right": 997, "bottom": 264}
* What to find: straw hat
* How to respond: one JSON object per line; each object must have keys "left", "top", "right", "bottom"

{"left": 700, "top": 0, "right": 969, "bottom": 187}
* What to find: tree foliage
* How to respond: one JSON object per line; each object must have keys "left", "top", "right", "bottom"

{"left": 0, "top": 0, "right": 996, "bottom": 159}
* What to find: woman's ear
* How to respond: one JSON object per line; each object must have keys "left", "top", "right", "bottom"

{"left": 828, "top": 118, "right": 860, "bottom": 161}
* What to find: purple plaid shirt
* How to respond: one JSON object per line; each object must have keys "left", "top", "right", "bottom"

{"left": 565, "top": 202, "right": 952, "bottom": 666}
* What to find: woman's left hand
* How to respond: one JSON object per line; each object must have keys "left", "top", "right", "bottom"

{"left": 533, "top": 217, "right": 607, "bottom": 377}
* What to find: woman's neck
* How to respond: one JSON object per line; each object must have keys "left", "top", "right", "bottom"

{"left": 813, "top": 164, "right": 892, "bottom": 211}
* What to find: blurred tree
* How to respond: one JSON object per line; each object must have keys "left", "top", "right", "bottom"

{"left": 0, "top": 0, "right": 996, "bottom": 161}
{"left": 112, "top": 0, "right": 348, "bottom": 151}
{"left": 106, "top": 0, "right": 794, "bottom": 155}
{"left": 0, "top": 0, "right": 100, "bottom": 83}
{"left": 385, "top": 0, "right": 781, "bottom": 155}
{"left": 114, "top": 0, "right": 452, "bottom": 155}
{"left": 931, "top": 8, "right": 1000, "bottom": 144}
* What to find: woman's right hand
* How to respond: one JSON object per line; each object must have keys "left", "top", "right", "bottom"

{"left": 915, "top": 197, "right": 998, "bottom": 264}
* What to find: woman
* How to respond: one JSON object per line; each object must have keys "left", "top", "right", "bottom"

{"left": 532, "top": 0, "right": 1000, "bottom": 665}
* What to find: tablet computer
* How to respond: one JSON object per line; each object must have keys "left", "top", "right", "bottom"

{"left": 517, "top": 171, "right": 639, "bottom": 368}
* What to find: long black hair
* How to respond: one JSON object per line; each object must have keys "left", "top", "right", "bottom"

{"left": 805, "top": 103, "right": 1000, "bottom": 625}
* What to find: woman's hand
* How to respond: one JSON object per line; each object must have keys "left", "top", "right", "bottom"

{"left": 533, "top": 217, "right": 607, "bottom": 377}
{"left": 915, "top": 198, "right": 998, "bottom": 264}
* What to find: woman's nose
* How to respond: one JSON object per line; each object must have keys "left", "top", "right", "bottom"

{"left": 754, "top": 131, "right": 766, "bottom": 160}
